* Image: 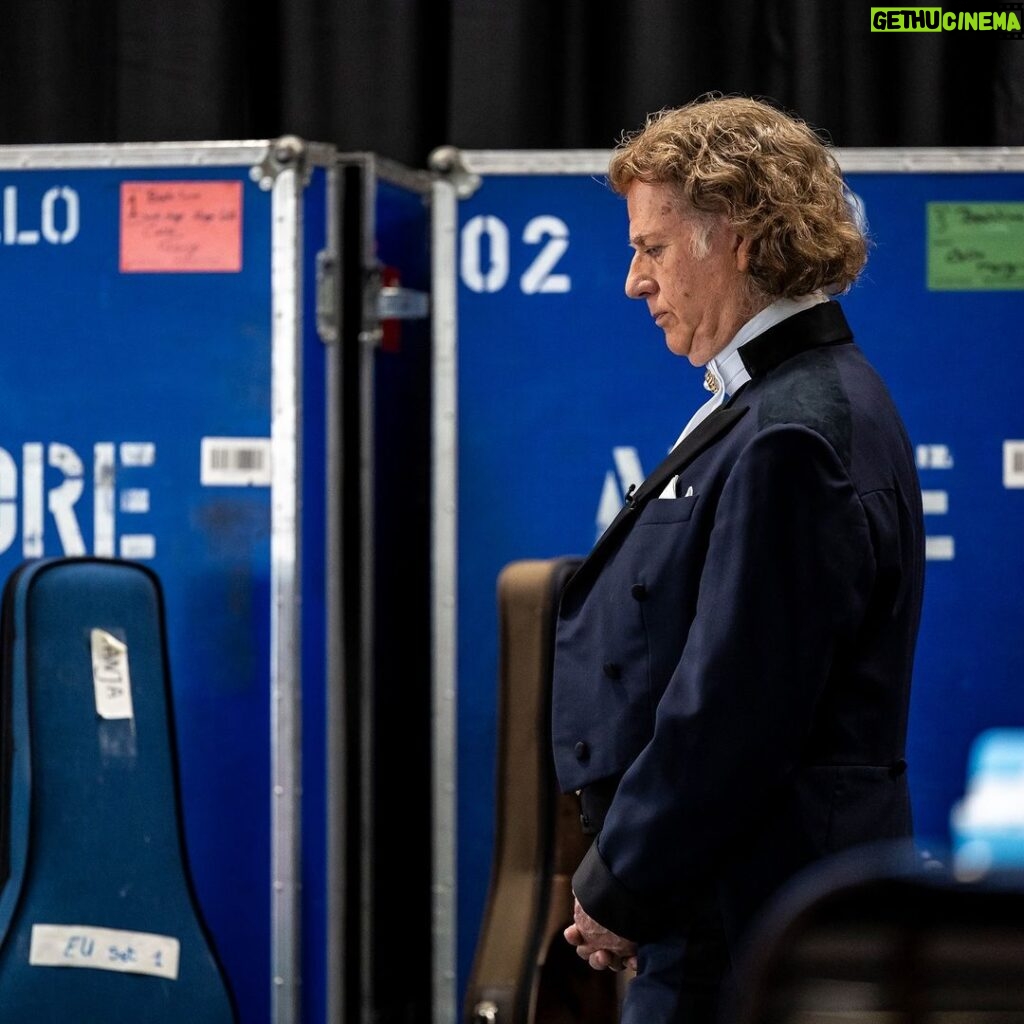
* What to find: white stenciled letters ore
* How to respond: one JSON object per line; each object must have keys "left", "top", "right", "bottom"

{"left": 0, "top": 442, "right": 156, "bottom": 559}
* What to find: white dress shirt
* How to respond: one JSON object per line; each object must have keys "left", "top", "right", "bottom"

{"left": 659, "top": 292, "right": 829, "bottom": 498}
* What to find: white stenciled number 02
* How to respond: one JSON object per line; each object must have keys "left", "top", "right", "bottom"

{"left": 459, "top": 214, "right": 571, "bottom": 294}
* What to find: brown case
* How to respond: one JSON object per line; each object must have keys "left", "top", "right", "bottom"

{"left": 463, "top": 558, "right": 620, "bottom": 1024}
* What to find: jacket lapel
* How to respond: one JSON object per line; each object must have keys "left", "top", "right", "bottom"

{"left": 739, "top": 300, "right": 852, "bottom": 377}
{"left": 565, "top": 404, "right": 749, "bottom": 596}
{"left": 628, "top": 404, "right": 748, "bottom": 511}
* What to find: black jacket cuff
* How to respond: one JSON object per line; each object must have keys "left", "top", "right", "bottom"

{"left": 572, "top": 837, "right": 665, "bottom": 943}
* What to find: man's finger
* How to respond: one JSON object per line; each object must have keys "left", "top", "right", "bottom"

{"left": 588, "top": 949, "right": 625, "bottom": 971}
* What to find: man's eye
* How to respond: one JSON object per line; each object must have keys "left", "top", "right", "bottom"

{"left": 645, "top": 246, "right": 663, "bottom": 257}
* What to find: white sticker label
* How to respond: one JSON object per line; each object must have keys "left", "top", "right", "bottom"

{"left": 201, "top": 437, "right": 272, "bottom": 486}
{"left": 30, "top": 924, "right": 179, "bottom": 980}
{"left": 90, "top": 629, "right": 134, "bottom": 720}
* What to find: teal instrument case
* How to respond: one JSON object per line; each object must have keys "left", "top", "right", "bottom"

{"left": 0, "top": 557, "right": 236, "bottom": 1022}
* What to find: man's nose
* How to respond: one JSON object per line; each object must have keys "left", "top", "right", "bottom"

{"left": 625, "top": 255, "right": 652, "bottom": 299}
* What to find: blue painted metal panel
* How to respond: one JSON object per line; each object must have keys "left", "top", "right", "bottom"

{"left": 453, "top": 165, "right": 1024, "bottom": 998}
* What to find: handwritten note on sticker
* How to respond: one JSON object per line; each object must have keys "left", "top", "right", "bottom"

{"left": 30, "top": 924, "right": 180, "bottom": 981}
{"left": 120, "top": 180, "right": 242, "bottom": 273}
{"left": 90, "top": 629, "right": 134, "bottom": 721}
{"left": 928, "top": 202, "right": 1024, "bottom": 290}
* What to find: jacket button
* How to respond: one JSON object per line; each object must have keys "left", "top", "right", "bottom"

{"left": 602, "top": 662, "right": 622, "bottom": 680}
{"left": 630, "top": 583, "right": 648, "bottom": 601}
{"left": 574, "top": 741, "right": 590, "bottom": 762}
{"left": 889, "top": 758, "right": 908, "bottom": 778}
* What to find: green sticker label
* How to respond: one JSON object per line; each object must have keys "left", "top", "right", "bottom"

{"left": 928, "top": 202, "right": 1024, "bottom": 291}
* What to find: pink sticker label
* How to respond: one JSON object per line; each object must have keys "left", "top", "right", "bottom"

{"left": 120, "top": 180, "right": 242, "bottom": 273}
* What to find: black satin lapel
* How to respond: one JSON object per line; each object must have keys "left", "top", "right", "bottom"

{"left": 631, "top": 404, "right": 748, "bottom": 507}
{"left": 738, "top": 302, "right": 852, "bottom": 377}
{"left": 565, "top": 405, "right": 749, "bottom": 597}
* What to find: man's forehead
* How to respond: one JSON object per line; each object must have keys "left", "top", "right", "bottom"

{"left": 627, "top": 194, "right": 699, "bottom": 245}
{"left": 627, "top": 187, "right": 673, "bottom": 221}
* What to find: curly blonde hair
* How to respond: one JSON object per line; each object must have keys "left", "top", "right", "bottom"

{"left": 608, "top": 95, "right": 867, "bottom": 299}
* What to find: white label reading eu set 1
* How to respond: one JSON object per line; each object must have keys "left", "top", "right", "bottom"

{"left": 90, "top": 629, "right": 134, "bottom": 720}
{"left": 29, "top": 924, "right": 180, "bottom": 980}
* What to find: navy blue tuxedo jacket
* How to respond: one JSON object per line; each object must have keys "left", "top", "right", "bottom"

{"left": 551, "top": 301, "right": 925, "bottom": 948}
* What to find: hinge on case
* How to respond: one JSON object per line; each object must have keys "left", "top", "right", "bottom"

{"left": 316, "top": 250, "right": 339, "bottom": 344}
{"left": 250, "top": 136, "right": 311, "bottom": 191}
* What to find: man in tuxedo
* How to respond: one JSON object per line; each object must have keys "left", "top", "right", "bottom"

{"left": 552, "top": 96, "right": 924, "bottom": 1023}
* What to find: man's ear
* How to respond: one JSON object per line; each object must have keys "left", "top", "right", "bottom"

{"left": 734, "top": 233, "right": 753, "bottom": 273}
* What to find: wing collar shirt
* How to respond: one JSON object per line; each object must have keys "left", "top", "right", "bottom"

{"left": 660, "top": 290, "right": 829, "bottom": 498}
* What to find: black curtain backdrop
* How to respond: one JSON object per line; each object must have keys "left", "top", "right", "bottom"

{"left": 2, "top": 0, "right": 1022, "bottom": 166}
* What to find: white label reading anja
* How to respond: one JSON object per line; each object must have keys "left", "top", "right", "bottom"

{"left": 90, "top": 629, "right": 134, "bottom": 721}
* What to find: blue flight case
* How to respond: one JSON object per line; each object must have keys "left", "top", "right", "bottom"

{"left": 0, "top": 138, "right": 338, "bottom": 1024}
{"left": 0, "top": 141, "right": 437, "bottom": 1024}
{"left": 430, "top": 147, "right": 1024, "bottom": 1019}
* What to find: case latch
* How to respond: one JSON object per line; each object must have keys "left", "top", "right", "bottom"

{"left": 361, "top": 264, "right": 430, "bottom": 349}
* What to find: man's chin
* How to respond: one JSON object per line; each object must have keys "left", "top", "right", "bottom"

{"left": 663, "top": 332, "right": 695, "bottom": 362}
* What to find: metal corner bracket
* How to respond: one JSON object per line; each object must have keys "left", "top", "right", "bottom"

{"left": 428, "top": 145, "right": 482, "bottom": 198}
{"left": 251, "top": 136, "right": 312, "bottom": 191}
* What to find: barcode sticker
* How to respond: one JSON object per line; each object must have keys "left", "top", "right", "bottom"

{"left": 90, "top": 629, "right": 134, "bottom": 720}
{"left": 30, "top": 924, "right": 180, "bottom": 980}
{"left": 1004, "top": 440, "right": 1024, "bottom": 488}
{"left": 201, "top": 437, "right": 272, "bottom": 486}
